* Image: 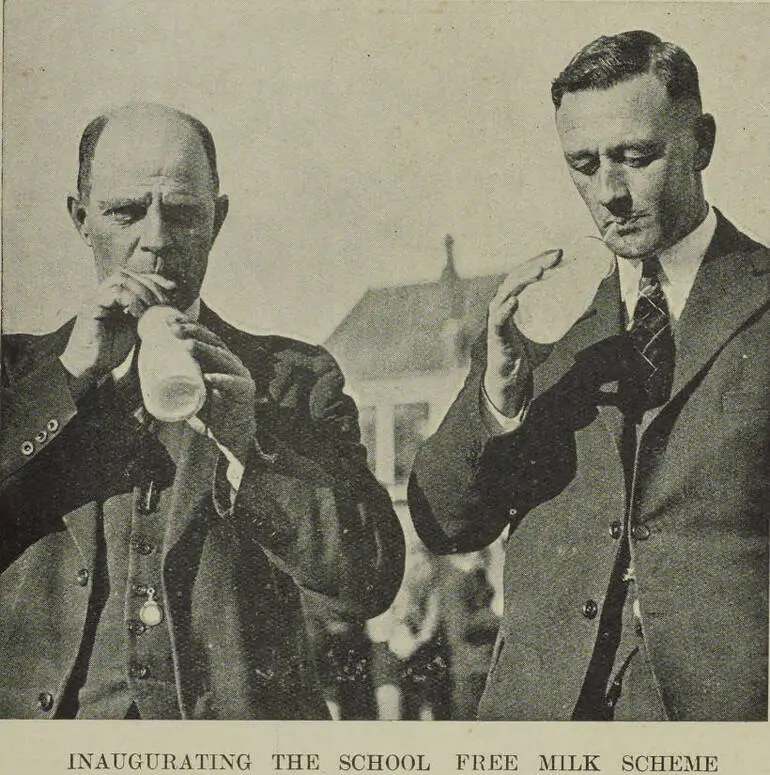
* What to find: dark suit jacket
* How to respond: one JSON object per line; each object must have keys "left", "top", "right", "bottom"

{"left": 0, "top": 303, "right": 404, "bottom": 718}
{"left": 409, "top": 212, "right": 769, "bottom": 720}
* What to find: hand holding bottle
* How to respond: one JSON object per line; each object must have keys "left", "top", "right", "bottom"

{"left": 484, "top": 237, "right": 614, "bottom": 417}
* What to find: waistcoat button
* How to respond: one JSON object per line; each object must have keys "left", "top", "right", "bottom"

{"left": 632, "top": 524, "right": 651, "bottom": 541}
{"left": 127, "top": 619, "right": 147, "bottom": 636}
{"left": 608, "top": 521, "right": 623, "bottom": 539}
{"left": 37, "top": 692, "right": 55, "bottom": 712}
{"left": 129, "top": 536, "right": 155, "bottom": 555}
{"left": 128, "top": 661, "right": 150, "bottom": 680}
{"left": 581, "top": 599, "right": 598, "bottom": 619}
{"left": 76, "top": 568, "right": 90, "bottom": 586}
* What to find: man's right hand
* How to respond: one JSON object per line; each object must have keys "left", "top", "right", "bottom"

{"left": 60, "top": 270, "right": 175, "bottom": 393}
{"left": 483, "top": 250, "right": 562, "bottom": 417}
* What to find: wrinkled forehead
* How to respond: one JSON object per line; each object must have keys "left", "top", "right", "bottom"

{"left": 555, "top": 74, "right": 695, "bottom": 149}
{"left": 89, "top": 110, "right": 215, "bottom": 196}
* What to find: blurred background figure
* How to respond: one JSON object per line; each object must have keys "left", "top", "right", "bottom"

{"left": 367, "top": 538, "right": 450, "bottom": 720}
{"left": 316, "top": 235, "right": 507, "bottom": 720}
{"left": 437, "top": 542, "right": 504, "bottom": 720}
{"left": 304, "top": 603, "right": 376, "bottom": 720}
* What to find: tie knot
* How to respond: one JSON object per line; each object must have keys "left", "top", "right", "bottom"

{"left": 641, "top": 255, "right": 662, "bottom": 280}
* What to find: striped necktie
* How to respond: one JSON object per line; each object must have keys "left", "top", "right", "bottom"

{"left": 628, "top": 256, "right": 674, "bottom": 411}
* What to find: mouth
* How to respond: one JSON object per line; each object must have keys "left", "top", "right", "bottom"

{"left": 603, "top": 215, "right": 644, "bottom": 235}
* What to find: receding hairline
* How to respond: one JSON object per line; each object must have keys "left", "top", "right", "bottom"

{"left": 77, "top": 104, "right": 220, "bottom": 200}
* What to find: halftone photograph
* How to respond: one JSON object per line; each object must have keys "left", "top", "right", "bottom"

{"left": 1, "top": 1, "right": 768, "bottom": 751}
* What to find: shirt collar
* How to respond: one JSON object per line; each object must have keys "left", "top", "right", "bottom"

{"left": 617, "top": 206, "right": 717, "bottom": 322}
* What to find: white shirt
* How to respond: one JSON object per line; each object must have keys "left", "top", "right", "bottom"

{"left": 485, "top": 206, "right": 718, "bottom": 431}
{"left": 617, "top": 206, "right": 717, "bottom": 324}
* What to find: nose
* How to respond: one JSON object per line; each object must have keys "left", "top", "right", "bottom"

{"left": 596, "top": 162, "right": 629, "bottom": 209}
{"left": 139, "top": 202, "right": 171, "bottom": 265}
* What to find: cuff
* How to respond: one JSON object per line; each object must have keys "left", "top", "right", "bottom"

{"left": 480, "top": 381, "right": 528, "bottom": 434}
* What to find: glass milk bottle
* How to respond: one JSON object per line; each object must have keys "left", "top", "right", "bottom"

{"left": 137, "top": 306, "right": 206, "bottom": 422}
{"left": 513, "top": 236, "right": 615, "bottom": 343}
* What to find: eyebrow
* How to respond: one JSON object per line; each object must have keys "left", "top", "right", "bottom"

{"left": 95, "top": 194, "right": 151, "bottom": 210}
{"left": 95, "top": 192, "right": 207, "bottom": 209}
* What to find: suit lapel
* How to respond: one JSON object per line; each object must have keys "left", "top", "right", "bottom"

{"left": 670, "top": 213, "right": 770, "bottom": 400}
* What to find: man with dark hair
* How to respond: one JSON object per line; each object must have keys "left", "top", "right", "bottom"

{"left": 0, "top": 103, "right": 404, "bottom": 719}
{"left": 409, "top": 31, "right": 768, "bottom": 720}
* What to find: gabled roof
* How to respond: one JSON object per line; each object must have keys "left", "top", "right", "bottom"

{"left": 325, "top": 272, "right": 504, "bottom": 380}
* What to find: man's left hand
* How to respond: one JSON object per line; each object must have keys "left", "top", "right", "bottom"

{"left": 170, "top": 320, "right": 257, "bottom": 464}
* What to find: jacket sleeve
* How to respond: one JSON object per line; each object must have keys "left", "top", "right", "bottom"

{"left": 230, "top": 343, "right": 405, "bottom": 620}
{"left": 408, "top": 334, "right": 523, "bottom": 555}
{"left": 0, "top": 331, "right": 147, "bottom": 571}
{"left": 409, "top": 324, "right": 631, "bottom": 555}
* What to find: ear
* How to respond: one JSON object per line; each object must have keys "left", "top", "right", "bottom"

{"left": 693, "top": 113, "right": 716, "bottom": 172}
{"left": 67, "top": 194, "right": 92, "bottom": 247}
{"left": 211, "top": 194, "right": 229, "bottom": 243}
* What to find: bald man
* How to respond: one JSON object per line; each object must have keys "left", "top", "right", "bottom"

{"left": 0, "top": 104, "right": 404, "bottom": 719}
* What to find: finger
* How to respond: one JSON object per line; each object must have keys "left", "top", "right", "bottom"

{"left": 491, "top": 274, "right": 542, "bottom": 308}
{"left": 494, "top": 249, "right": 563, "bottom": 301}
{"left": 122, "top": 270, "right": 177, "bottom": 303}
{"left": 95, "top": 272, "right": 161, "bottom": 311}
{"left": 203, "top": 374, "right": 254, "bottom": 405}
{"left": 116, "top": 274, "right": 168, "bottom": 316}
{"left": 489, "top": 294, "right": 520, "bottom": 335}
{"left": 171, "top": 322, "right": 227, "bottom": 349}
{"left": 189, "top": 340, "right": 250, "bottom": 376}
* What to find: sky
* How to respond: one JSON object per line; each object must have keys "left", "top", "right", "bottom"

{"left": 3, "top": 1, "right": 768, "bottom": 342}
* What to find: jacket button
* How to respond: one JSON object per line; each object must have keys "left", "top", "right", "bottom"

{"left": 37, "top": 692, "right": 55, "bottom": 712}
{"left": 34, "top": 430, "right": 48, "bottom": 445}
{"left": 582, "top": 599, "right": 598, "bottom": 619}
{"left": 20, "top": 440, "right": 34, "bottom": 456}
{"left": 47, "top": 418, "right": 60, "bottom": 433}
{"left": 632, "top": 524, "right": 651, "bottom": 541}
{"left": 508, "top": 507, "right": 518, "bottom": 518}
{"left": 609, "top": 521, "right": 623, "bottom": 539}
{"left": 127, "top": 619, "right": 147, "bottom": 636}
{"left": 128, "top": 661, "right": 150, "bottom": 680}
{"left": 76, "top": 568, "right": 90, "bottom": 587}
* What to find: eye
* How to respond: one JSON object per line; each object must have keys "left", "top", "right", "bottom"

{"left": 105, "top": 204, "right": 146, "bottom": 224}
{"left": 623, "top": 153, "right": 657, "bottom": 168}
{"left": 568, "top": 157, "right": 599, "bottom": 176}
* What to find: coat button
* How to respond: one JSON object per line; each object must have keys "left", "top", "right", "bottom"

{"left": 47, "top": 418, "right": 60, "bottom": 433}
{"left": 20, "top": 440, "right": 34, "bottom": 456}
{"left": 128, "top": 661, "right": 150, "bottom": 680}
{"left": 582, "top": 599, "right": 598, "bottom": 619}
{"left": 127, "top": 619, "right": 147, "bottom": 636}
{"left": 76, "top": 568, "right": 90, "bottom": 587}
{"left": 37, "top": 692, "right": 55, "bottom": 712}
{"left": 632, "top": 524, "right": 651, "bottom": 541}
{"left": 609, "top": 521, "right": 623, "bottom": 539}
{"left": 508, "top": 507, "right": 518, "bottom": 518}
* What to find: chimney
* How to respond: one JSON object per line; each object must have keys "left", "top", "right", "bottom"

{"left": 440, "top": 234, "right": 466, "bottom": 366}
